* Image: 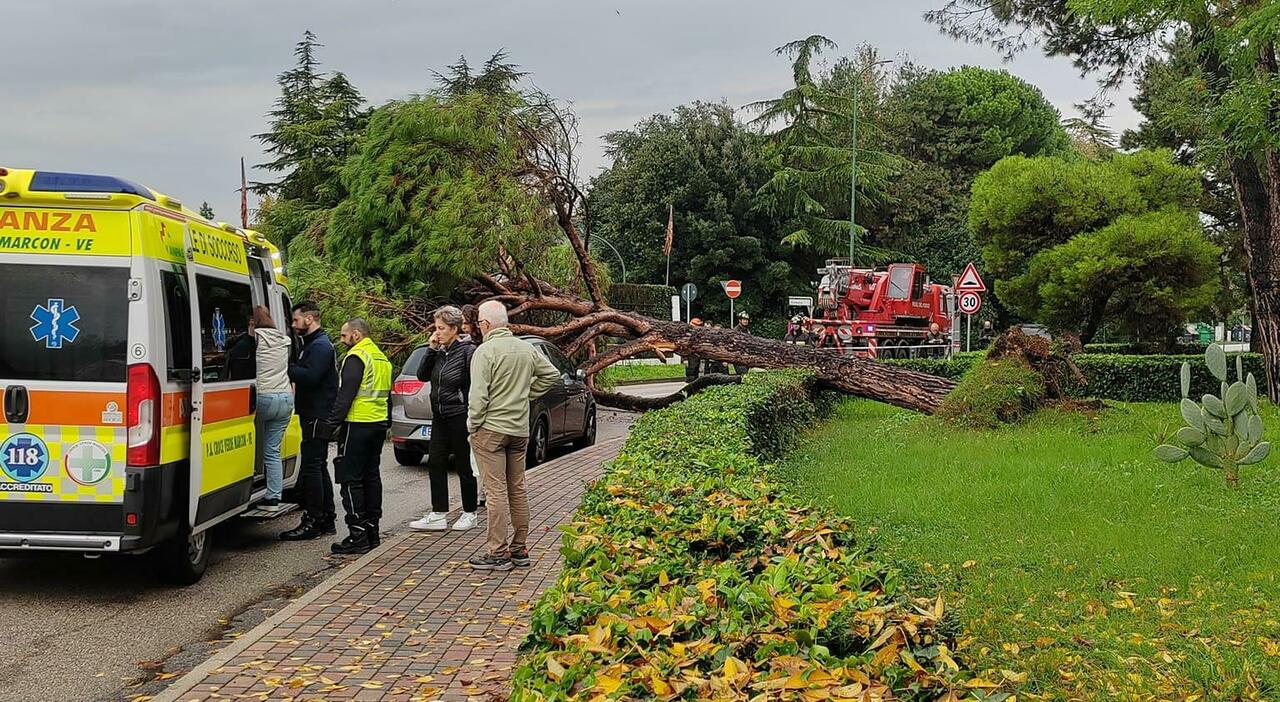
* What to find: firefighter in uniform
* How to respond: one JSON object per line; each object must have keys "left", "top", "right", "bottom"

{"left": 325, "top": 318, "right": 393, "bottom": 555}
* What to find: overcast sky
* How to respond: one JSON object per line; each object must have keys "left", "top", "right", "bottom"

{"left": 5, "top": 0, "right": 1137, "bottom": 221}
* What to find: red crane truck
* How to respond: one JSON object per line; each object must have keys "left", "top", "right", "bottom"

{"left": 803, "top": 260, "right": 955, "bottom": 359}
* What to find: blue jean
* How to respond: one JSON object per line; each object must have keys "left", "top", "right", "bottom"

{"left": 258, "top": 392, "right": 294, "bottom": 499}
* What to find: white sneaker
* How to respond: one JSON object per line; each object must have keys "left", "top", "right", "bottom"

{"left": 409, "top": 512, "right": 449, "bottom": 531}
{"left": 452, "top": 512, "right": 478, "bottom": 531}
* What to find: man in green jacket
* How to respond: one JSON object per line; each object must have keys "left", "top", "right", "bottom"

{"left": 467, "top": 300, "right": 561, "bottom": 571}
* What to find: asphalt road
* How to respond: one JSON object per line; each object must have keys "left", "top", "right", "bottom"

{"left": 0, "top": 389, "right": 673, "bottom": 702}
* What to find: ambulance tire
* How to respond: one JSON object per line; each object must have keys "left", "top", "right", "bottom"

{"left": 156, "top": 525, "right": 210, "bottom": 586}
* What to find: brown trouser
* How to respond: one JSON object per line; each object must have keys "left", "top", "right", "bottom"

{"left": 471, "top": 427, "right": 530, "bottom": 556}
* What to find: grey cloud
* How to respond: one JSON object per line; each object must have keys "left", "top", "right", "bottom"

{"left": 4, "top": 0, "right": 1136, "bottom": 221}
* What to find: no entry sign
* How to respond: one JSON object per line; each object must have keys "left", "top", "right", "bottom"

{"left": 722, "top": 280, "right": 742, "bottom": 299}
{"left": 958, "top": 290, "right": 982, "bottom": 315}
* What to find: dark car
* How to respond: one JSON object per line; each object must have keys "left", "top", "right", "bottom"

{"left": 390, "top": 336, "right": 597, "bottom": 467}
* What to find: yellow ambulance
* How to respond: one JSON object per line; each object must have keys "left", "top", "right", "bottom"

{"left": 0, "top": 168, "right": 301, "bottom": 584}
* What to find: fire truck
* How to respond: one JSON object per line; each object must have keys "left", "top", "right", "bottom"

{"left": 800, "top": 260, "right": 955, "bottom": 359}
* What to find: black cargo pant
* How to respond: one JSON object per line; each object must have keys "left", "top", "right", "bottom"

{"left": 298, "top": 417, "right": 336, "bottom": 525}
{"left": 427, "top": 414, "right": 478, "bottom": 514}
{"left": 334, "top": 421, "right": 385, "bottom": 528}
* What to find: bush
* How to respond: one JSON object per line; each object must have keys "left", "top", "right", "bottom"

{"left": 1082, "top": 342, "right": 1210, "bottom": 355}
{"left": 938, "top": 359, "right": 1046, "bottom": 428}
{"left": 888, "top": 351, "right": 1268, "bottom": 404}
{"left": 512, "top": 372, "right": 980, "bottom": 701}
{"left": 1070, "top": 353, "right": 1267, "bottom": 402}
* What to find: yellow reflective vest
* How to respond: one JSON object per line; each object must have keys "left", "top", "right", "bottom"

{"left": 346, "top": 337, "right": 392, "bottom": 423}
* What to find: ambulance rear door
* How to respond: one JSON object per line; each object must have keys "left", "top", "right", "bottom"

{"left": 184, "top": 223, "right": 257, "bottom": 532}
{"left": 0, "top": 206, "right": 133, "bottom": 545}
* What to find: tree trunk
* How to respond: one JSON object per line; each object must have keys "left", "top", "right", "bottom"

{"left": 1230, "top": 154, "right": 1280, "bottom": 401}
{"left": 580, "top": 322, "right": 956, "bottom": 414}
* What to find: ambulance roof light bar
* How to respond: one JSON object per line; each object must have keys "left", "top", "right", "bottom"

{"left": 28, "top": 171, "right": 155, "bottom": 201}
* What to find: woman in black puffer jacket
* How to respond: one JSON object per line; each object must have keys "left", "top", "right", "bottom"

{"left": 409, "top": 306, "right": 479, "bottom": 532}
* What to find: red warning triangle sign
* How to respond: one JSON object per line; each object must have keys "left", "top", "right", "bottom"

{"left": 956, "top": 262, "right": 986, "bottom": 292}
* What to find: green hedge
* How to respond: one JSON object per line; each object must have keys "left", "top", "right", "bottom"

{"left": 887, "top": 352, "right": 1268, "bottom": 403}
{"left": 1082, "top": 342, "right": 1211, "bottom": 355}
{"left": 512, "top": 372, "right": 979, "bottom": 700}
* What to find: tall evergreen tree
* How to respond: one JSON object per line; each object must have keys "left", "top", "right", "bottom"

{"left": 198, "top": 202, "right": 215, "bottom": 220}
{"left": 747, "top": 36, "right": 901, "bottom": 259}
{"left": 254, "top": 31, "right": 368, "bottom": 254}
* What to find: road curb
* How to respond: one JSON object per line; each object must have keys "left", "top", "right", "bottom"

{"left": 150, "top": 532, "right": 412, "bottom": 702}
{"left": 150, "top": 439, "right": 624, "bottom": 702}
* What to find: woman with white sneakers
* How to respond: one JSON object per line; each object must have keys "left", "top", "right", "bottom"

{"left": 409, "top": 306, "right": 480, "bottom": 531}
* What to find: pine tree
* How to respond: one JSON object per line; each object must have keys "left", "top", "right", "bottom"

{"left": 198, "top": 202, "right": 215, "bottom": 220}
{"left": 254, "top": 31, "right": 367, "bottom": 208}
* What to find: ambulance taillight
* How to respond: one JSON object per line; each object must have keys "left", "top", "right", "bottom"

{"left": 126, "top": 364, "right": 162, "bottom": 466}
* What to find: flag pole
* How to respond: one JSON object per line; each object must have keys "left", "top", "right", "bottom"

{"left": 664, "top": 204, "right": 673, "bottom": 287}
{"left": 240, "top": 157, "right": 249, "bottom": 228}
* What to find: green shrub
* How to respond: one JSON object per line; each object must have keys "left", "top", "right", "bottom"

{"left": 1083, "top": 342, "right": 1211, "bottom": 355}
{"left": 889, "top": 351, "right": 1268, "bottom": 404}
{"left": 1070, "top": 353, "right": 1266, "bottom": 402}
{"left": 938, "top": 359, "right": 1045, "bottom": 428}
{"left": 512, "top": 371, "right": 980, "bottom": 701}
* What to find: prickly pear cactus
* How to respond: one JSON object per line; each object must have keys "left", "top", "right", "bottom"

{"left": 1154, "top": 343, "right": 1269, "bottom": 485}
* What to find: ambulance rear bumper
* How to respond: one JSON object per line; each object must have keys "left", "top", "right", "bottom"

{"left": 0, "top": 533, "right": 120, "bottom": 551}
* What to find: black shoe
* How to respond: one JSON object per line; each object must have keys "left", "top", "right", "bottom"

{"left": 510, "top": 548, "right": 531, "bottom": 568}
{"left": 365, "top": 521, "right": 381, "bottom": 549}
{"left": 259, "top": 498, "right": 280, "bottom": 508}
{"left": 280, "top": 517, "right": 323, "bottom": 541}
{"left": 319, "top": 520, "right": 337, "bottom": 535}
{"left": 468, "top": 552, "right": 514, "bottom": 571}
{"left": 330, "top": 528, "right": 372, "bottom": 555}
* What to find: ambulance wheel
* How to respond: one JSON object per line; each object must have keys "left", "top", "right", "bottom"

{"left": 157, "top": 526, "right": 210, "bottom": 586}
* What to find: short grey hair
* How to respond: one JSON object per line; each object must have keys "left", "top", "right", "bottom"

{"left": 345, "top": 318, "right": 371, "bottom": 336}
{"left": 477, "top": 300, "right": 509, "bottom": 329}
{"left": 433, "top": 305, "right": 464, "bottom": 332}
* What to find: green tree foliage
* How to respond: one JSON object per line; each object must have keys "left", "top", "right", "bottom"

{"left": 589, "top": 101, "right": 822, "bottom": 323}
{"left": 198, "top": 202, "right": 215, "bottom": 220}
{"left": 969, "top": 149, "right": 1201, "bottom": 281}
{"left": 875, "top": 65, "right": 1070, "bottom": 282}
{"left": 927, "top": 0, "right": 1280, "bottom": 397}
{"left": 748, "top": 37, "right": 901, "bottom": 257}
{"left": 325, "top": 93, "right": 550, "bottom": 297}
{"left": 1001, "top": 208, "right": 1219, "bottom": 344}
{"left": 254, "top": 31, "right": 368, "bottom": 254}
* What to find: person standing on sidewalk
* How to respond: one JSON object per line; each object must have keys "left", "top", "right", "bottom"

{"left": 467, "top": 301, "right": 560, "bottom": 571}
{"left": 732, "top": 311, "right": 753, "bottom": 375}
{"left": 327, "top": 318, "right": 393, "bottom": 555}
{"left": 281, "top": 301, "right": 339, "bottom": 540}
{"left": 409, "top": 306, "right": 479, "bottom": 532}
{"left": 251, "top": 306, "right": 294, "bottom": 509}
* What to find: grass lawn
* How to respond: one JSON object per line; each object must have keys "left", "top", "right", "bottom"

{"left": 782, "top": 399, "right": 1280, "bottom": 701}
{"left": 596, "top": 362, "right": 687, "bottom": 386}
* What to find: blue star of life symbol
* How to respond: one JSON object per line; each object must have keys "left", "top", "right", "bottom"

{"left": 29, "top": 298, "right": 81, "bottom": 349}
{"left": 212, "top": 307, "right": 227, "bottom": 351}
{"left": 1, "top": 434, "right": 48, "bottom": 483}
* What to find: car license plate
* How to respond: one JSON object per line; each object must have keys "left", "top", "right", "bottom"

{"left": 414, "top": 425, "right": 432, "bottom": 439}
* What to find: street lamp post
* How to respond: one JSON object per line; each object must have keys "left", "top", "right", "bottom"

{"left": 591, "top": 234, "right": 627, "bottom": 284}
{"left": 849, "top": 60, "right": 892, "bottom": 264}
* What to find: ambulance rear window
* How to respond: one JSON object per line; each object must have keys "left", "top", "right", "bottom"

{"left": 0, "top": 263, "right": 129, "bottom": 383}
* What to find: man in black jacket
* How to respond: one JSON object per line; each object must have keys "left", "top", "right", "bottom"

{"left": 280, "top": 301, "right": 339, "bottom": 541}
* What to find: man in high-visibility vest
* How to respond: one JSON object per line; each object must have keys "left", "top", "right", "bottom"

{"left": 324, "top": 318, "right": 393, "bottom": 555}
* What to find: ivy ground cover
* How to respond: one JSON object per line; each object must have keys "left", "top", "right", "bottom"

{"left": 783, "top": 400, "right": 1280, "bottom": 700}
{"left": 513, "top": 373, "right": 992, "bottom": 701}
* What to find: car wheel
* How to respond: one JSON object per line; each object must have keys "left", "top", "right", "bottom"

{"left": 574, "top": 408, "right": 597, "bottom": 449}
{"left": 394, "top": 446, "right": 425, "bottom": 466}
{"left": 155, "top": 526, "right": 210, "bottom": 586}
{"left": 527, "top": 417, "right": 549, "bottom": 467}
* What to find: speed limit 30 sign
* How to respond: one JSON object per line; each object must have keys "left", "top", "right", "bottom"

{"left": 958, "top": 290, "right": 982, "bottom": 315}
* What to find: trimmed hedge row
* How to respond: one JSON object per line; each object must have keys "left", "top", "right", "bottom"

{"left": 887, "top": 352, "right": 1268, "bottom": 403}
{"left": 512, "top": 372, "right": 980, "bottom": 701}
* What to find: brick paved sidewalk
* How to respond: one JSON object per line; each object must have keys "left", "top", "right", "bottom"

{"left": 156, "top": 439, "right": 623, "bottom": 702}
